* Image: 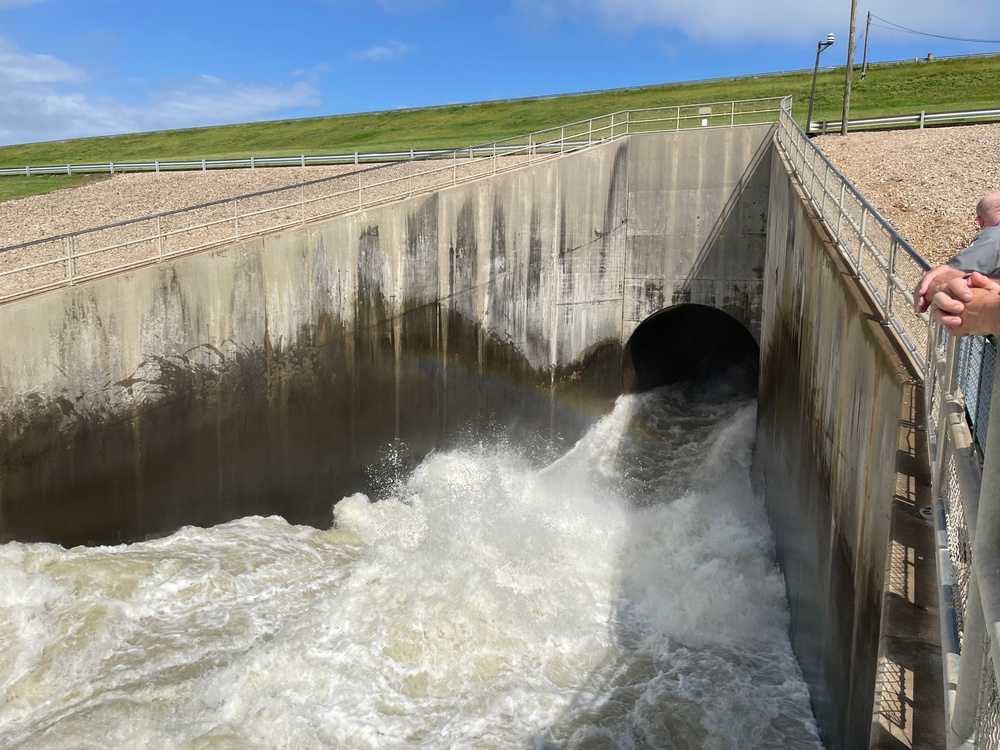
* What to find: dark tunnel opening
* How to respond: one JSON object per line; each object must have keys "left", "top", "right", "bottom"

{"left": 622, "top": 304, "right": 760, "bottom": 399}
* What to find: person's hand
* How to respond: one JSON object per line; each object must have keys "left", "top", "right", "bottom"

{"left": 926, "top": 274, "right": 976, "bottom": 323}
{"left": 914, "top": 265, "right": 966, "bottom": 313}
{"left": 930, "top": 273, "right": 1000, "bottom": 335}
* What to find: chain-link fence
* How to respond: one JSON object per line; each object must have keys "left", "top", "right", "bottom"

{"left": 957, "top": 335, "right": 998, "bottom": 455}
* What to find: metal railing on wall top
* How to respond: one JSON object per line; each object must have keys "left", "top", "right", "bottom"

{"left": 0, "top": 97, "right": 786, "bottom": 305}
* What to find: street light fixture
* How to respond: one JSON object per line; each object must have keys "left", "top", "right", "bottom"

{"left": 806, "top": 33, "right": 836, "bottom": 134}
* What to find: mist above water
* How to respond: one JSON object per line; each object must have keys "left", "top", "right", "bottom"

{"left": 0, "top": 386, "right": 822, "bottom": 749}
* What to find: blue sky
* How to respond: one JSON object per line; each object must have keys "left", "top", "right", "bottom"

{"left": 1, "top": 0, "right": 998, "bottom": 146}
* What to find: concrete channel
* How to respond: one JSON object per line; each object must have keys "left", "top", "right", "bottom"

{"left": 0, "top": 123, "right": 941, "bottom": 747}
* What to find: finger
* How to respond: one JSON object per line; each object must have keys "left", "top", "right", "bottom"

{"left": 915, "top": 268, "right": 942, "bottom": 301}
{"left": 930, "top": 292, "right": 966, "bottom": 315}
{"left": 944, "top": 277, "right": 974, "bottom": 302}
{"left": 969, "top": 272, "right": 1000, "bottom": 293}
{"left": 915, "top": 266, "right": 961, "bottom": 312}
{"left": 931, "top": 308, "right": 964, "bottom": 329}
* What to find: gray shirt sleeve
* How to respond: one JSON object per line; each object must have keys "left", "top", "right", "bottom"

{"left": 947, "top": 225, "right": 1000, "bottom": 275}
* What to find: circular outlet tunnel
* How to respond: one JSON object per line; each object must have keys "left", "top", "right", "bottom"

{"left": 622, "top": 304, "right": 760, "bottom": 398}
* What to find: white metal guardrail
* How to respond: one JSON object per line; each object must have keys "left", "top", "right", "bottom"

{"left": 776, "top": 98, "right": 930, "bottom": 373}
{"left": 0, "top": 145, "right": 580, "bottom": 177}
{"left": 3, "top": 106, "right": 998, "bottom": 179}
{"left": 810, "top": 107, "right": 1000, "bottom": 134}
{"left": 0, "top": 96, "right": 785, "bottom": 304}
{"left": 777, "top": 96, "right": 1000, "bottom": 749}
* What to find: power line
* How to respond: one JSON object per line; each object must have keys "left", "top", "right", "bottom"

{"left": 869, "top": 14, "right": 1000, "bottom": 44}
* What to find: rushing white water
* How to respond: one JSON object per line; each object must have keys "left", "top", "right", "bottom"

{"left": 0, "top": 387, "right": 823, "bottom": 749}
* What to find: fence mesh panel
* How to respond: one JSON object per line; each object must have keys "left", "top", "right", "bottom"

{"left": 945, "top": 454, "right": 973, "bottom": 640}
{"left": 976, "top": 341, "right": 997, "bottom": 451}
{"left": 980, "top": 647, "right": 1000, "bottom": 749}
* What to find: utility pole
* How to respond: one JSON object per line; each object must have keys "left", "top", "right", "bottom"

{"left": 861, "top": 11, "right": 872, "bottom": 79}
{"left": 842, "top": 0, "right": 859, "bottom": 135}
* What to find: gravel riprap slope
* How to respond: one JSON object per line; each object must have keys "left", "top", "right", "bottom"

{"left": 813, "top": 123, "right": 1000, "bottom": 267}
{"left": 1, "top": 124, "right": 998, "bottom": 277}
{"left": 0, "top": 164, "right": 395, "bottom": 248}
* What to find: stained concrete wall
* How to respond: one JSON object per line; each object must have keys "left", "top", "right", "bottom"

{"left": 756, "top": 148, "right": 941, "bottom": 749}
{"left": 0, "top": 124, "right": 774, "bottom": 546}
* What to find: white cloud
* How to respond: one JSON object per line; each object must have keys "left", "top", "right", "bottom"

{"left": 149, "top": 78, "right": 322, "bottom": 123}
{"left": 351, "top": 40, "right": 414, "bottom": 63}
{"left": 0, "top": 37, "right": 324, "bottom": 145}
{"left": 293, "top": 63, "right": 333, "bottom": 80}
{"left": 0, "top": 37, "right": 85, "bottom": 84}
{"left": 516, "top": 0, "right": 1000, "bottom": 43}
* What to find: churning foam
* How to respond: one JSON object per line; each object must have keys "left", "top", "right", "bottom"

{"left": 0, "top": 388, "right": 823, "bottom": 749}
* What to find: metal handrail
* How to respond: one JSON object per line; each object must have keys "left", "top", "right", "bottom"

{"left": 0, "top": 97, "right": 787, "bottom": 304}
{"left": 775, "top": 98, "right": 929, "bottom": 373}
{"left": 810, "top": 107, "right": 1000, "bottom": 134}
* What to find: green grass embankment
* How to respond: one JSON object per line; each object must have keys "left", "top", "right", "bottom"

{"left": 1, "top": 55, "right": 998, "bottom": 203}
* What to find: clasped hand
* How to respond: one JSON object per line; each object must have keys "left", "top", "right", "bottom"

{"left": 913, "top": 266, "right": 1000, "bottom": 336}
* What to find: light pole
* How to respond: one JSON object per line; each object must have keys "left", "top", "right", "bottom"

{"left": 806, "top": 33, "right": 836, "bottom": 134}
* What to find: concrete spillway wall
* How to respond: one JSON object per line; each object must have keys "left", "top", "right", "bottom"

{"left": 757, "top": 150, "right": 940, "bottom": 748}
{"left": 0, "top": 125, "right": 772, "bottom": 547}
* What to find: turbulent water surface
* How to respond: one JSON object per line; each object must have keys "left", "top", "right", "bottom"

{"left": 0, "top": 386, "right": 823, "bottom": 749}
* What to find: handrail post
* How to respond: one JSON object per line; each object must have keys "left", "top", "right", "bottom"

{"left": 950, "top": 574, "right": 984, "bottom": 744}
{"left": 931, "top": 331, "right": 957, "bottom": 493}
{"left": 837, "top": 182, "right": 846, "bottom": 238}
{"left": 67, "top": 235, "right": 75, "bottom": 285}
{"left": 857, "top": 208, "right": 868, "bottom": 277}
{"left": 157, "top": 215, "right": 163, "bottom": 261}
{"left": 885, "top": 236, "right": 897, "bottom": 325}
{"left": 821, "top": 164, "right": 831, "bottom": 218}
